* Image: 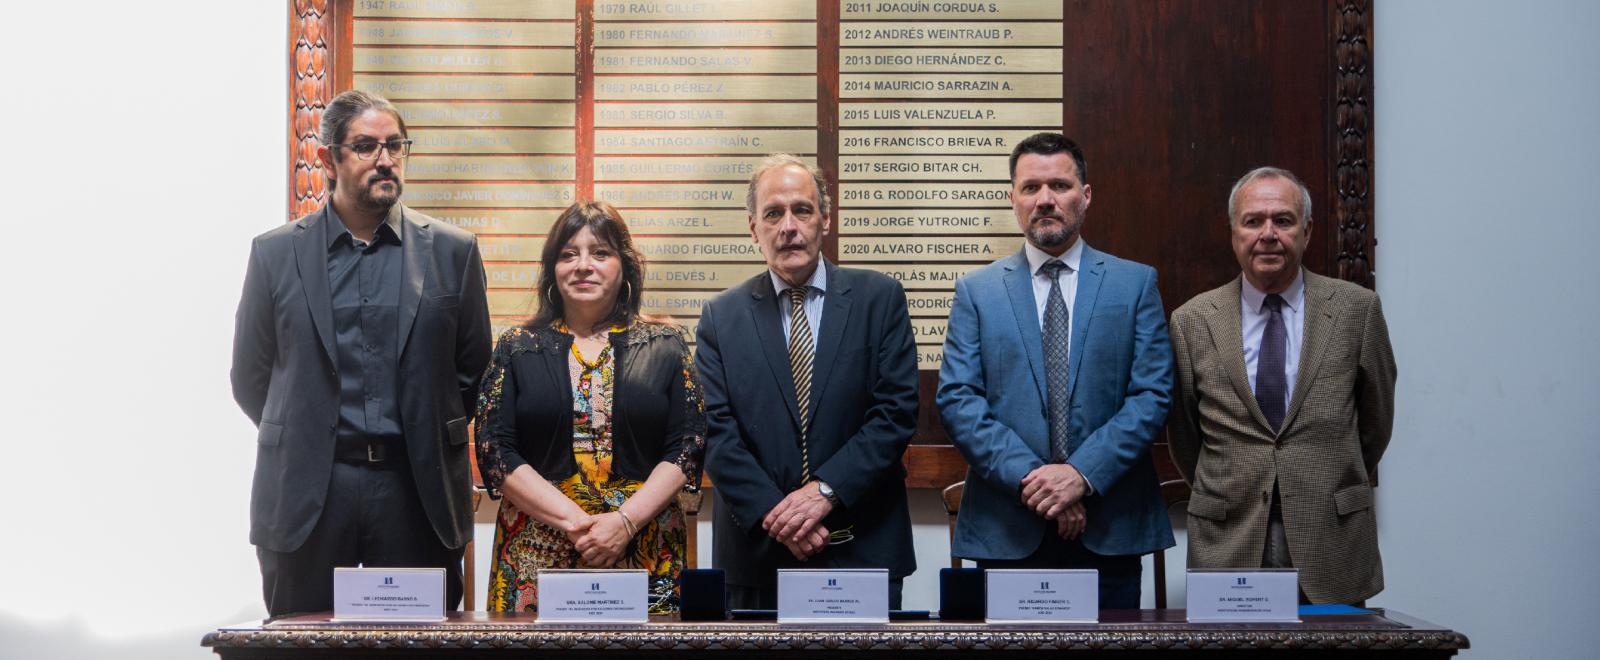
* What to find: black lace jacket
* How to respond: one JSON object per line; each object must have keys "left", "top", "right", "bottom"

{"left": 474, "top": 321, "right": 705, "bottom": 495}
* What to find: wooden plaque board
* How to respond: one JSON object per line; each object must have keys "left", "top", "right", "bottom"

{"left": 289, "top": 0, "right": 1375, "bottom": 488}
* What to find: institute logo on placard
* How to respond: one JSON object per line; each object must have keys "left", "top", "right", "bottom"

{"left": 384, "top": 577, "right": 394, "bottom": 585}
{"left": 1237, "top": 577, "right": 1248, "bottom": 586}
{"left": 592, "top": 582, "right": 602, "bottom": 591}
{"left": 827, "top": 578, "right": 838, "bottom": 587}
{"left": 1040, "top": 581, "right": 1050, "bottom": 590}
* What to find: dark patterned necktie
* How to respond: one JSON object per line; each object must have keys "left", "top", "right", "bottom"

{"left": 1255, "top": 294, "right": 1287, "bottom": 432}
{"left": 786, "top": 287, "right": 815, "bottom": 483}
{"left": 1041, "top": 261, "right": 1071, "bottom": 462}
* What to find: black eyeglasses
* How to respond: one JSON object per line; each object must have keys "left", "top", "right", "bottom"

{"left": 328, "top": 139, "right": 413, "bottom": 161}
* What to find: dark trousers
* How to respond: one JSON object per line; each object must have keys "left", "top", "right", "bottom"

{"left": 256, "top": 460, "right": 463, "bottom": 617}
{"left": 976, "top": 532, "right": 1143, "bottom": 610}
{"left": 728, "top": 578, "right": 905, "bottom": 611}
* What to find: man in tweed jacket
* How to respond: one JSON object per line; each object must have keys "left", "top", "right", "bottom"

{"left": 1168, "top": 167, "right": 1397, "bottom": 604}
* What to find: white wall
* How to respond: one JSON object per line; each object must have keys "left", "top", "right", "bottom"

{"left": 1369, "top": 1, "right": 1600, "bottom": 658}
{"left": 0, "top": 2, "right": 285, "bottom": 658}
{"left": 2, "top": 1, "right": 1595, "bottom": 658}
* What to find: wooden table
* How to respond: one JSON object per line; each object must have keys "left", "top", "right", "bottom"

{"left": 202, "top": 609, "right": 1467, "bottom": 658}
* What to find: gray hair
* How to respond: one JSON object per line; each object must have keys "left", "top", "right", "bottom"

{"left": 1227, "top": 166, "right": 1313, "bottom": 227}
{"left": 318, "top": 90, "right": 408, "bottom": 190}
{"left": 745, "top": 153, "right": 832, "bottom": 219}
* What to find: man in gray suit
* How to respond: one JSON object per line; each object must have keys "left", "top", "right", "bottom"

{"left": 1168, "top": 167, "right": 1396, "bottom": 604}
{"left": 232, "top": 90, "right": 492, "bottom": 616}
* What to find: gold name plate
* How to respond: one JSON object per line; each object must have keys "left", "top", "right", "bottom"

{"left": 596, "top": 103, "right": 815, "bottom": 127}
{"left": 595, "top": 1, "right": 814, "bottom": 21}
{"left": 355, "top": 0, "right": 574, "bottom": 19}
{"left": 842, "top": 74, "right": 1061, "bottom": 99}
{"left": 354, "top": 48, "right": 574, "bottom": 74}
{"left": 596, "top": 130, "right": 816, "bottom": 154}
{"left": 594, "top": 183, "right": 748, "bottom": 207}
{"left": 839, "top": 210, "right": 1011, "bottom": 234}
{"left": 596, "top": 76, "right": 816, "bottom": 101}
{"left": 596, "top": 49, "right": 815, "bottom": 74}
{"left": 394, "top": 102, "right": 575, "bottom": 127}
{"left": 406, "top": 183, "right": 575, "bottom": 208}
{"left": 840, "top": 129, "right": 1032, "bottom": 154}
{"left": 839, "top": 236, "right": 1022, "bottom": 262}
{"left": 841, "top": 49, "right": 1061, "bottom": 73}
{"left": 855, "top": 263, "right": 985, "bottom": 289}
{"left": 596, "top": 22, "right": 816, "bottom": 47}
{"left": 626, "top": 210, "right": 751, "bottom": 235}
{"left": 839, "top": 156, "right": 1009, "bottom": 180}
{"left": 355, "top": 75, "right": 575, "bottom": 101}
{"left": 840, "top": 103, "right": 1059, "bottom": 127}
{"left": 841, "top": 22, "right": 1061, "bottom": 47}
{"left": 353, "top": 20, "right": 573, "bottom": 46}
{"left": 839, "top": 183, "right": 1011, "bottom": 207}
{"left": 411, "top": 129, "right": 575, "bottom": 155}
{"left": 407, "top": 156, "right": 576, "bottom": 180}
{"left": 596, "top": 156, "right": 815, "bottom": 182}
{"left": 841, "top": 1, "right": 1062, "bottom": 20}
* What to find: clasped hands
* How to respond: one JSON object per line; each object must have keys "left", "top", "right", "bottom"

{"left": 763, "top": 481, "right": 834, "bottom": 561}
{"left": 1021, "top": 463, "right": 1089, "bottom": 540}
{"left": 564, "top": 511, "right": 634, "bottom": 568}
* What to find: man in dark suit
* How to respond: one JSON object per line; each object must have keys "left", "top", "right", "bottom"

{"left": 936, "top": 133, "right": 1174, "bottom": 609}
{"left": 1168, "top": 167, "right": 1396, "bottom": 604}
{"left": 232, "top": 90, "right": 492, "bottom": 616}
{"left": 697, "top": 154, "right": 919, "bottom": 609}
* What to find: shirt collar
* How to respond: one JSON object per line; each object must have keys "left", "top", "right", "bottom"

{"left": 1023, "top": 238, "right": 1085, "bottom": 276}
{"left": 1241, "top": 268, "right": 1306, "bottom": 313}
{"left": 768, "top": 257, "right": 829, "bottom": 296}
{"left": 326, "top": 203, "right": 404, "bottom": 249}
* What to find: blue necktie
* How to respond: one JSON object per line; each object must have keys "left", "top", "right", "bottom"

{"left": 1255, "top": 294, "right": 1287, "bottom": 432}
{"left": 1041, "top": 261, "right": 1071, "bottom": 461}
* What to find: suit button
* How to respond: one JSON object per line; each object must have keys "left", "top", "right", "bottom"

{"left": 1262, "top": 491, "right": 1270, "bottom": 504}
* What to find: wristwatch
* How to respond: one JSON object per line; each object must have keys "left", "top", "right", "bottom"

{"left": 816, "top": 480, "right": 840, "bottom": 505}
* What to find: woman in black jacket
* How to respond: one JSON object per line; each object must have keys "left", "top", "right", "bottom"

{"left": 475, "top": 201, "right": 704, "bottom": 613}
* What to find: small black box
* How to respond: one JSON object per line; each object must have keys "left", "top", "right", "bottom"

{"left": 678, "top": 568, "right": 728, "bottom": 621}
{"left": 939, "top": 567, "right": 985, "bottom": 621}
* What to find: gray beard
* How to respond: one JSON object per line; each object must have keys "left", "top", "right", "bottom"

{"left": 1028, "top": 223, "right": 1072, "bottom": 247}
{"left": 358, "top": 179, "right": 402, "bottom": 210}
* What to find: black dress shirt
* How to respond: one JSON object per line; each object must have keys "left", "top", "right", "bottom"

{"left": 325, "top": 206, "right": 404, "bottom": 442}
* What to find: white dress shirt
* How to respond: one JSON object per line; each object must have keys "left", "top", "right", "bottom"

{"left": 770, "top": 260, "right": 827, "bottom": 345}
{"left": 1241, "top": 269, "right": 1306, "bottom": 412}
{"left": 1023, "top": 239, "right": 1093, "bottom": 492}
{"left": 1024, "top": 238, "right": 1084, "bottom": 338}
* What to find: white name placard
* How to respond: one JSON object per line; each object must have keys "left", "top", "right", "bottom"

{"left": 537, "top": 569, "right": 649, "bottom": 623}
{"left": 332, "top": 567, "right": 446, "bottom": 622}
{"left": 1186, "top": 569, "right": 1301, "bottom": 623}
{"left": 777, "top": 569, "right": 889, "bottom": 623}
{"left": 985, "top": 569, "right": 1099, "bottom": 623}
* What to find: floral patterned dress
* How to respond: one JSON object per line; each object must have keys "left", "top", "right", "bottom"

{"left": 479, "top": 323, "right": 700, "bottom": 614}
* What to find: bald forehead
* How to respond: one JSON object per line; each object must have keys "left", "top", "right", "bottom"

{"left": 756, "top": 165, "right": 819, "bottom": 206}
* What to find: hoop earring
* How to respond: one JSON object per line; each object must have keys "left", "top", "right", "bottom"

{"left": 545, "top": 284, "right": 558, "bottom": 304}
{"left": 621, "top": 281, "right": 633, "bottom": 303}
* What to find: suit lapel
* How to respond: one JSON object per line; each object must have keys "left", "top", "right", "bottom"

{"left": 808, "top": 261, "right": 852, "bottom": 413}
{"left": 1066, "top": 245, "right": 1106, "bottom": 400}
{"left": 1204, "top": 276, "right": 1276, "bottom": 432}
{"left": 397, "top": 206, "right": 431, "bottom": 354}
{"left": 291, "top": 208, "right": 337, "bottom": 361}
{"left": 1002, "top": 251, "right": 1047, "bottom": 403}
{"left": 749, "top": 274, "right": 805, "bottom": 431}
{"left": 1282, "top": 272, "right": 1334, "bottom": 432}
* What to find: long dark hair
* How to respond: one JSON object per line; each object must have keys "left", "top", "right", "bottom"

{"left": 525, "top": 201, "right": 646, "bottom": 334}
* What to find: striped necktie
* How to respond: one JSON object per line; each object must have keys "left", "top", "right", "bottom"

{"left": 786, "top": 287, "right": 815, "bottom": 483}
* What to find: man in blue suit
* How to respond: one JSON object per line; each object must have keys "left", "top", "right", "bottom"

{"left": 936, "top": 133, "right": 1174, "bottom": 608}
